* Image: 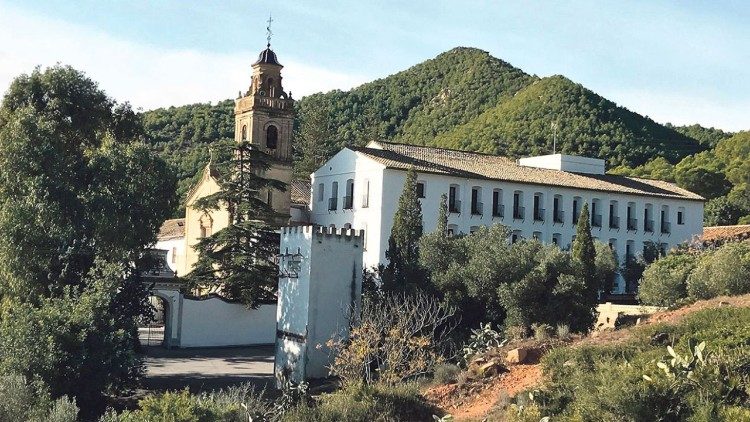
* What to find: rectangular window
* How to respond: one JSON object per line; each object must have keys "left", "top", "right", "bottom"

{"left": 416, "top": 182, "right": 425, "bottom": 198}
{"left": 513, "top": 192, "right": 524, "bottom": 219}
{"left": 573, "top": 198, "right": 580, "bottom": 224}
{"left": 677, "top": 210, "right": 684, "bottom": 225}
{"left": 533, "top": 194, "right": 544, "bottom": 221}
{"left": 449, "top": 185, "right": 460, "bottom": 213}
{"left": 318, "top": 183, "right": 324, "bottom": 202}
{"left": 471, "top": 187, "right": 482, "bottom": 215}
{"left": 361, "top": 179, "right": 370, "bottom": 208}
{"left": 492, "top": 190, "right": 503, "bottom": 217}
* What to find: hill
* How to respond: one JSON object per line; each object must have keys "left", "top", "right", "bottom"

{"left": 141, "top": 47, "right": 721, "bottom": 209}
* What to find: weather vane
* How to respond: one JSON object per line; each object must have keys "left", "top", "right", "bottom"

{"left": 266, "top": 14, "right": 273, "bottom": 48}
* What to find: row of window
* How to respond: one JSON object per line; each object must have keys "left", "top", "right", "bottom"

{"left": 239, "top": 124, "right": 279, "bottom": 149}
{"left": 448, "top": 185, "right": 685, "bottom": 234}
{"left": 318, "top": 179, "right": 370, "bottom": 211}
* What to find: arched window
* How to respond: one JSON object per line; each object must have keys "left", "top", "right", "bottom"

{"left": 266, "top": 125, "right": 278, "bottom": 149}
{"left": 241, "top": 125, "right": 247, "bottom": 141}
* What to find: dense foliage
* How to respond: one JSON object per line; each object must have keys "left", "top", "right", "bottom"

{"left": 184, "top": 141, "right": 285, "bottom": 307}
{"left": 510, "top": 306, "right": 750, "bottom": 421}
{"left": 0, "top": 65, "right": 176, "bottom": 415}
{"left": 638, "top": 241, "right": 750, "bottom": 307}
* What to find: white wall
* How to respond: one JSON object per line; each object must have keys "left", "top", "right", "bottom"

{"left": 154, "top": 237, "right": 184, "bottom": 274}
{"left": 310, "top": 155, "right": 704, "bottom": 294}
{"left": 178, "top": 298, "right": 276, "bottom": 347}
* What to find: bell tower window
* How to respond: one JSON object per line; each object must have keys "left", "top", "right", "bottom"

{"left": 266, "top": 125, "right": 278, "bottom": 149}
{"left": 241, "top": 125, "right": 247, "bottom": 141}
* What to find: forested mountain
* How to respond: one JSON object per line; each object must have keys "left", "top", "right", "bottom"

{"left": 141, "top": 46, "right": 744, "bottom": 221}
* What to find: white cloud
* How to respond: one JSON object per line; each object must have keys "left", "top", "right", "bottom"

{"left": 608, "top": 88, "right": 749, "bottom": 133}
{"left": 0, "top": 5, "right": 368, "bottom": 111}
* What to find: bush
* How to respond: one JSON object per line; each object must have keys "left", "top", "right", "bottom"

{"left": 280, "top": 383, "right": 440, "bottom": 422}
{"left": 461, "top": 322, "right": 505, "bottom": 362}
{"left": 555, "top": 324, "right": 570, "bottom": 339}
{"left": 687, "top": 242, "right": 750, "bottom": 300}
{"left": 432, "top": 363, "right": 461, "bottom": 384}
{"left": 532, "top": 323, "right": 553, "bottom": 341}
{"left": 0, "top": 374, "right": 78, "bottom": 422}
{"left": 639, "top": 252, "right": 697, "bottom": 307}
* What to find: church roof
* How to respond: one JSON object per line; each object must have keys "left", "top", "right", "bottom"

{"left": 253, "top": 48, "right": 282, "bottom": 66}
{"left": 350, "top": 141, "right": 704, "bottom": 202}
{"left": 158, "top": 218, "right": 185, "bottom": 240}
{"left": 291, "top": 180, "right": 311, "bottom": 206}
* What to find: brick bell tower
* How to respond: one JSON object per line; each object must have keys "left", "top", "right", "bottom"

{"left": 234, "top": 26, "right": 295, "bottom": 220}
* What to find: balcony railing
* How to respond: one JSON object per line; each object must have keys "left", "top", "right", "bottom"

{"left": 644, "top": 219, "right": 654, "bottom": 233}
{"left": 471, "top": 201, "right": 483, "bottom": 216}
{"left": 534, "top": 208, "right": 545, "bottom": 222}
{"left": 449, "top": 199, "right": 461, "bottom": 214}
{"left": 492, "top": 204, "right": 504, "bottom": 218}
{"left": 627, "top": 218, "right": 638, "bottom": 231}
{"left": 609, "top": 216, "right": 620, "bottom": 229}
{"left": 553, "top": 210, "right": 565, "bottom": 224}
{"left": 343, "top": 195, "right": 353, "bottom": 210}
{"left": 513, "top": 206, "right": 525, "bottom": 220}
{"left": 592, "top": 214, "right": 602, "bottom": 228}
{"left": 661, "top": 221, "right": 671, "bottom": 234}
{"left": 328, "top": 197, "right": 338, "bottom": 211}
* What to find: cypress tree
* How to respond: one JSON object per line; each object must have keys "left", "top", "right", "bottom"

{"left": 571, "top": 202, "right": 597, "bottom": 291}
{"left": 382, "top": 167, "right": 426, "bottom": 292}
{"left": 185, "top": 140, "right": 286, "bottom": 307}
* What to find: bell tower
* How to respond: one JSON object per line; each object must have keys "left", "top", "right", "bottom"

{"left": 234, "top": 23, "right": 294, "bottom": 219}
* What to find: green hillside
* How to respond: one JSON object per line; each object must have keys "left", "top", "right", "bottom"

{"left": 141, "top": 47, "right": 728, "bottom": 211}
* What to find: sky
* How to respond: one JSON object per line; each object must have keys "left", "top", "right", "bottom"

{"left": 1, "top": 1, "right": 748, "bottom": 131}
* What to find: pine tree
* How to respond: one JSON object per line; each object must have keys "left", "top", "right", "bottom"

{"left": 382, "top": 167, "right": 426, "bottom": 292}
{"left": 185, "top": 140, "right": 286, "bottom": 307}
{"left": 571, "top": 202, "right": 597, "bottom": 292}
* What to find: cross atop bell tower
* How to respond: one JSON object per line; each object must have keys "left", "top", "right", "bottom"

{"left": 234, "top": 20, "right": 295, "bottom": 218}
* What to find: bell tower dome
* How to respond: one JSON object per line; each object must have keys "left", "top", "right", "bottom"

{"left": 234, "top": 28, "right": 295, "bottom": 219}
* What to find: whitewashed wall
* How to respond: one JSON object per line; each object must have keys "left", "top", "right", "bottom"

{"left": 178, "top": 298, "right": 276, "bottom": 347}
{"left": 154, "top": 237, "right": 184, "bottom": 274}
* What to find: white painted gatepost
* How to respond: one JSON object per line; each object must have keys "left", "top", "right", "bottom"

{"left": 274, "top": 226, "right": 364, "bottom": 383}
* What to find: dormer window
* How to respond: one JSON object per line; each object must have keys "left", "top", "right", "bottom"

{"left": 266, "top": 125, "right": 278, "bottom": 149}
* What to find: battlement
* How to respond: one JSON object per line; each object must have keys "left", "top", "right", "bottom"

{"left": 281, "top": 225, "right": 364, "bottom": 241}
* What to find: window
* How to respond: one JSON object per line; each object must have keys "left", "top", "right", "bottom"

{"left": 553, "top": 195, "right": 563, "bottom": 223}
{"left": 266, "top": 125, "right": 278, "bottom": 149}
{"left": 660, "top": 242, "right": 668, "bottom": 256}
{"left": 471, "top": 187, "right": 482, "bottom": 215}
{"left": 266, "top": 189, "right": 273, "bottom": 205}
{"left": 343, "top": 223, "right": 352, "bottom": 230}
{"left": 318, "top": 183, "right": 325, "bottom": 202}
{"left": 552, "top": 233, "right": 562, "bottom": 246}
{"left": 449, "top": 185, "right": 461, "bottom": 213}
{"left": 241, "top": 125, "right": 247, "bottom": 141}
{"left": 627, "top": 202, "right": 637, "bottom": 231}
{"left": 447, "top": 224, "right": 458, "bottom": 236}
{"left": 609, "top": 200, "right": 619, "bottom": 229}
{"left": 572, "top": 197, "right": 581, "bottom": 224}
{"left": 644, "top": 204, "right": 654, "bottom": 232}
{"left": 329, "top": 181, "right": 338, "bottom": 211}
{"left": 416, "top": 182, "right": 425, "bottom": 198}
{"left": 511, "top": 230, "right": 522, "bottom": 244}
{"left": 591, "top": 198, "right": 602, "bottom": 227}
{"left": 492, "top": 189, "right": 504, "bottom": 217}
{"left": 513, "top": 191, "right": 525, "bottom": 219}
{"left": 677, "top": 208, "right": 685, "bottom": 225}
{"left": 608, "top": 238, "right": 617, "bottom": 251}
{"left": 344, "top": 179, "right": 354, "bottom": 209}
{"left": 362, "top": 179, "right": 370, "bottom": 208}
{"left": 171, "top": 247, "right": 177, "bottom": 264}
{"left": 532, "top": 231, "right": 542, "bottom": 240}
{"left": 470, "top": 226, "right": 479, "bottom": 234}
{"left": 533, "top": 193, "right": 544, "bottom": 221}
{"left": 199, "top": 214, "right": 213, "bottom": 238}
{"left": 626, "top": 241, "right": 635, "bottom": 261}
{"left": 660, "top": 206, "right": 670, "bottom": 234}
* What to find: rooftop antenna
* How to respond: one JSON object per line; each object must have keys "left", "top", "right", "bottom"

{"left": 266, "top": 13, "right": 273, "bottom": 48}
{"left": 551, "top": 121, "right": 559, "bottom": 154}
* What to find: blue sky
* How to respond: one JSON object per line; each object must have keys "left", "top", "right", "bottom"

{"left": 1, "top": 1, "right": 748, "bottom": 131}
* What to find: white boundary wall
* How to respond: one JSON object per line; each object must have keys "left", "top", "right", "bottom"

{"left": 179, "top": 298, "right": 276, "bottom": 347}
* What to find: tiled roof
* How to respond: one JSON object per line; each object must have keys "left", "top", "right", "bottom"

{"left": 701, "top": 225, "right": 750, "bottom": 243}
{"left": 291, "top": 180, "right": 311, "bottom": 205}
{"left": 158, "top": 218, "right": 185, "bottom": 240}
{"left": 350, "top": 142, "right": 704, "bottom": 201}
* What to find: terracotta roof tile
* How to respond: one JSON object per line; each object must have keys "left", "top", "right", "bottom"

{"left": 291, "top": 180, "right": 311, "bottom": 205}
{"left": 158, "top": 218, "right": 185, "bottom": 240}
{"left": 701, "top": 225, "right": 750, "bottom": 243}
{"left": 351, "top": 142, "right": 703, "bottom": 201}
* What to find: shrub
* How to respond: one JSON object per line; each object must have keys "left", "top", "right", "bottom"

{"left": 329, "top": 293, "right": 456, "bottom": 386}
{"left": 0, "top": 374, "right": 78, "bottom": 422}
{"left": 639, "top": 252, "right": 697, "bottom": 307}
{"left": 461, "top": 322, "right": 505, "bottom": 362}
{"left": 687, "top": 242, "right": 750, "bottom": 300}
{"left": 531, "top": 323, "right": 553, "bottom": 341}
{"left": 555, "top": 324, "right": 570, "bottom": 339}
{"left": 280, "top": 382, "right": 440, "bottom": 422}
{"left": 433, "top": 363, "right": 461, "bottom": 384}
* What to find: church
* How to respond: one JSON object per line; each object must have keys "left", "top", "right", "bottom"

{"left": 158, "top": 42, "right": 705, "bottom": 296}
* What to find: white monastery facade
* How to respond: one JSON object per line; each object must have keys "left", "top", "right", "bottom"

{"left": 308, "top": 141, "right": 704, "bottom": 294}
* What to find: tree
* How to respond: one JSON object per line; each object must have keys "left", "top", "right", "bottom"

{"left": 704, "top": 196, "right": 747, "bottom": 226}
{"left": 571, "top": 203, "right": 597, "bottom": 290}
{"left": 0, "top": 65, "right": 176, "bottom": 413}
{"left": 184, "top": 140, "right": 286, "bottom": 307}
{"left": 294, "top": 104, "right": 335, "bottom": 177}
{"left": 381, "top": 168, "right": 427, "bottom": 292}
